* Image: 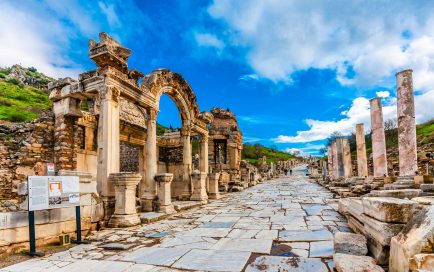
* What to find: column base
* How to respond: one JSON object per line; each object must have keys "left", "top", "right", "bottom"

{"left": 140, "top": 196, "right": 156, "bottom": 212}
{"left": 208, "top": 193, "right": 221, "bottom": 200}
{"left": 101, "top": 196, "right": 116, "bottom": 222}
{"left": 178, "top": 191, "right": 191, "bottom": 201}
{"left": 107, "top": 214, "right": 141, "bottom": 228}
{"left": 386, "top": 176, "right": 415, "bottom": 190}
{"left": 158, "top": 204, "right": 175, "bottom": 214}
{"left": 190, "top": 194, "right": 208, "bottom": 204}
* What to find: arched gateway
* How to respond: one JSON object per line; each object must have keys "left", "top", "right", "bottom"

{"left": 48, "top": 33, "right": 212, "bottom": 220}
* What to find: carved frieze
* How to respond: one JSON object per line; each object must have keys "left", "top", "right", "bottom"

{"left": 119, "top": 98, "right": 147, "bottom": 129}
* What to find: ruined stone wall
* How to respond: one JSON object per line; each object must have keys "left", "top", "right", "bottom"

{"left": 0, "top": 113, "right": 55, "bottom": 206}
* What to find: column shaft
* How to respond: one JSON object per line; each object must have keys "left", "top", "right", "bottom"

{"left": 142, "top": 109, "right": 157, "bottom": 211}
{"left": 370, "top": 98, "right": 388, "bottom": 177}
{"left": 356, "top": 124, "right": 368, "bottom": 177}
{"left": 396, "top": 69, "right": 418, "bottom": 177}
{"left": 342, "top": 138, "right": 352, "bottom": 178}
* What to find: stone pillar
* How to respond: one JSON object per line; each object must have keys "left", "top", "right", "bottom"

{"left": 332, "top": 140, "right": 339, "bottom": 180}
{"left": 208, "top": 172, "right": 220, "bottom": 199}
{"left": 155, "top": 173, "right": 175, "bottom": 214}
{"left": 396, "top": 69, "right": 418, "bottom": 182}
{"left": 356, "top": 123, "right": 368, "bottom": 177}
{"left": 108, "top": 172, "right": 141, "bottom": 228}
{"left": 336, "top": 138, "right": 344, "bottom": 177}
{"left": 370, "top": 98, "right": 388, "bottom": 178}
{"left": 97, "top": 86, "right": 120, "bottom": 219}
{"left": 327, "top": 145, "right": 334, "bottom": 179}
{"left": 200, "top": 137, "right": 209, "bottom": 174}
{"left": 141, "top": 109, "right": 158, "bottom": 211}
{"left": 342, "top": 138, "right": 352, "bottom": 178}
{"left": 180, "top": 126, "right": 192, "bottom": 200}
{"left": 190, "top": 170, "right": 208, "bottom": 203}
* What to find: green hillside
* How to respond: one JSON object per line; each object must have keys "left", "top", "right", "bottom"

{"left": 242, "top": 143, "right": 296, "bottom": 164}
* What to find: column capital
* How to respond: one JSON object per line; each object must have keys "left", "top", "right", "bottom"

{"left": 200, "top": 136, "right": 208, "bottom": 143}
{"left": 148, "top": 108, "right": 158, "bottom": 121}
{"left": 181, "top": 126, "right": 192, "bottom": 136}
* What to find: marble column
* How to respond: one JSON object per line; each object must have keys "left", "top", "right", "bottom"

{"left": 370, "top": 98, "right": 388, "bottom": 178}
{"left": 200, "top": 137, "right": 209, "bottom": 174}
{"left": 336, "top": 138, "right": 344, "bottom": 177}
{"left": 332, "top": 140, "right": 339, "bottom": 180}
{"left": 97, "top": 86, "right": 120, "bottom": 219}
{"left": 108, "top": 172, "right": 141, "bottom": 228}
{"left": 342, "top": 138, "right": 352, "bottom": 178}
{"left": 141, "top": 109, "right": 157, "bottom": 211}
{"left": 180, "top": 126, "right": 192, "bottom": 200}
{"left": 327, "top": 145, "right": 334, "bottom": 179}
{"left": 155, "top": 173, "right": 175, "bottom": 214}
{"left": 356, "top": 123, "right": 368, "bottom": 177}
{"left": 396, "top": 69, "right": 418, "bottom": 180}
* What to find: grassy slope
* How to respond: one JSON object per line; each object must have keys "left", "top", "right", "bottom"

{"left": 0, "top": 81, "right": 51, "bottom": 122}
{"left": 242, "top": 143, "right": 296, "bottom": 164}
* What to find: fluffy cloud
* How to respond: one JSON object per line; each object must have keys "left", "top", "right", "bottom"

{"left": 273, "top": 90, "right": 434, "bottom": 143}
{"left": 208, "top": 1, "right": 434, "bottom": 91}
{"left": 194, "top": 32, "right": 225, "bottom": 50}
{"left": 0, "top": 1, "right": 147, "bottom": 78}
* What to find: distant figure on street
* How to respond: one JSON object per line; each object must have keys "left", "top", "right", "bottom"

{"left": 290, "top": 169, "right": 293, "bottom": 175}
{"left": 284, "top": 169, "right": 288, "bottom": 176}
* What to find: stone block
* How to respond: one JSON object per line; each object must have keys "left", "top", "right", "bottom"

{"left": 362, "top": 197, "right": 417, "bottom": 223}
{"left": 333, "top": 253, "right": 384, "bottom": 272}
{"left": 346, "top": 198, "right": 364, "bottom": 223}
{"left": 368, "top": 189, "right": 421, "bottom": 199}
{"left": 366, "top": 234, "right": 390, "bottom": 266}
{"left": 17, "top": 182, "right": 28, "bottom": 196}
{"left": 412, "top": 196, "right": 434, "bottom": 205}
{"left": 334, "top": 232, "right": 367, "bottom": 256}
{"left": 420, "top": 183, "right": 434, "bottom": 192}
{"left": 389, "top": 205, "right": 434, "bottom": 272}
{"left": 361, "top": 214, "right": 404, "bottom": 246}
{"left": 409, "top": 254, "right": 434, "bottom": 271}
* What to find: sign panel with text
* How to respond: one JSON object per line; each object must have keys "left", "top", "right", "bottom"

{"left": 28, "top": 176, "right": 80, "bottom": 211}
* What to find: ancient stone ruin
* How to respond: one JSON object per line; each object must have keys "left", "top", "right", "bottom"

{"left": 315, "top": 69, "right": 434, "bottom": 271}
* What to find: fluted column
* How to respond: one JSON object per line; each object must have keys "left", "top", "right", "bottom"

{"left": 200, "top": 136, "right": 209, "bottom": 174}
{"left": 141, "top": 109, "right": 157, "bottom": 211}
{"left": 356, "top": 123, "right": 368, "bottom": 177}
{"left": 370, "top": 98, "right": 388, "bottom": 178}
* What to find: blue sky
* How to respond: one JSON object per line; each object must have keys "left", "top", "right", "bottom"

{"left": 1, "top": 0, "right": 434, "bottom": 156}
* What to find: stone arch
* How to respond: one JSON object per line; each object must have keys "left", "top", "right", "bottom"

{"left": 142, "top": 68, "right": 200, "bottom": 127}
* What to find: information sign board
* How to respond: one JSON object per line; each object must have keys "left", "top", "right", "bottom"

{"left": 28, "top": 176, "right": 80, "bottom": 211}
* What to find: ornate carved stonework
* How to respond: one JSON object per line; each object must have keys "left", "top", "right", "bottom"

{"left": 119, "top": 98, "right": 147, "bottom": 129}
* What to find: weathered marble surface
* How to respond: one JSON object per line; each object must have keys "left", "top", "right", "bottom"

{"left": 334, "top": 232, "right": 367, "bottom": 256}
{"left": 334, "top": 253, "right": 384, "bottom": 272}
{"left": 362, "top": 197, "right": 417, "bottom": 223}
{"left": 0, "top": 167, "right": 346, "bottom": 272}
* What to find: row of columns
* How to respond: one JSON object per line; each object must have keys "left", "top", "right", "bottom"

{"left": 328, "top": 69, "right": 418, "bottom": 185}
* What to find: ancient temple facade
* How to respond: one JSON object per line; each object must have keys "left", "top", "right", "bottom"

{"left": 48, "top": 33, "right": 213, "bottom": 219}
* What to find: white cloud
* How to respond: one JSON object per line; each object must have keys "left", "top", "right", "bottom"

{"left": 194, "top": 32, "right": 225, "bottom": 50}
{"left": 376, "top": 91, "right": 390, "bottom": 98}
{"left": 208, "top": 1, "right": 434, "bottom": 91}
{"left": 273, "top": 90, "right": 434, "bottom": 143}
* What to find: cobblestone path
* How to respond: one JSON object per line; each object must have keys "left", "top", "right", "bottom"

{"left": 1, "top": 167, "right": 350, "bottom": 271}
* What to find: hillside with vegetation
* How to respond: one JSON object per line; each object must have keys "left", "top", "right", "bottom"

{"left": 242, "top": 143, "right": 296, "bottom": 164}
{"left": 0, "top": 65, "right": 53, "bottom": 123}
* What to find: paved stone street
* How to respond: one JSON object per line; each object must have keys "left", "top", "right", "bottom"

{"left": 1, "top": 167, "right": 350, "bottom": 272}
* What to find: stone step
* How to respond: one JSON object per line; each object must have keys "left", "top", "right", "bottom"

{"left": 362, "top": 197, "right": 418, "bottom": 223}
{"left": 361, "top": 213, "right": 404, "bottom": 246}
{"left": 367, "top": 189, "right": 421, "bottom": 199}
{"left": 139, "top": 212, "right": 168, "bottom": 224}
{"left": 173, "top": 201, "right": 202, "bottom": 211}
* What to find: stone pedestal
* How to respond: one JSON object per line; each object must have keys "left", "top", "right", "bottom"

{"left": 190, "top": 170, "right": 208, "bottom": 203}
{"left": 370, "top": 98, "right": 388, "bottom": 178}
{"left": 155, "top": 173, "right": 175, "bottom": 214}
{"left": 208, "top": 172, "right": 221, "bottom": 199}
{"left": 108, "top": 172, "right": 141, "bottom": 228}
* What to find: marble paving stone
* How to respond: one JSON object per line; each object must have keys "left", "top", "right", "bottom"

{"left": 211, "top": 216, "right": 241, "bottom": 222}
{"left": 310, "top": 241, "right": 334, "bottom": 258}
{"left": 201, "top": 221, "right": 236, "bottom": 228}
{"left": 227, "top": 229, "right": 259, "bottom": 238}
{"left": 0, "top": 259, "right": 73, "bottom": 272}
{"left": 56, "top": 260, "right": 133, "bottom": 272}
{"left": 99, "top": 243, "right": 135, "bottom": 250}
{"left": 291, "top": 248, "right": 309, "bottom": 257}
{"left": 212, "top": 238, "right": 273, "bottom": 254}
{"left": 255, "top": 230, "right": 278, "bottom": 239}
{"left": 245, "top": 256, "right": 329, "bottom": 272}
{"left": 176, "top": 227, "right": 231, "bottom": 237}
{"left": 120, "top": 247, "right": 190, "bottom": 266}
{"left": 279, "top": 229, "right": 333, "bottom": 242}
{"left": 285, "top": 242, "right": 310, "bottom": 250}
{"left": 172, "top": 249, "right": 251, "bottom": 272}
